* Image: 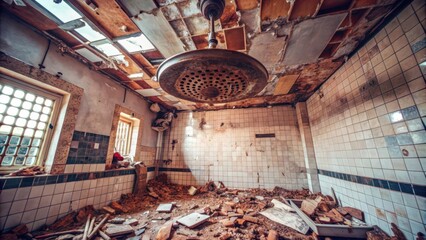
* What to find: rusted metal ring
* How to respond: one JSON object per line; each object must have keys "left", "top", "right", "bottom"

{"left": 157, "top": 49, "right": 268, "bottom": 103}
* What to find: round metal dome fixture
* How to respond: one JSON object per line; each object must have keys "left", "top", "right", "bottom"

{"left": 156, "top": 0, "right": 268, "bottom": 103}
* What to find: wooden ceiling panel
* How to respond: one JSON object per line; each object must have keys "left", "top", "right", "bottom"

{"left": 274, "top": 75, "right": 300, "bottom": 95}
{"left": 192, "top": 32, "right": 226, "bottom": 50}
{"left": 142, "top": 50, "right": 165, "bottom": 61}
{"left": 289, "top": 0, "right": 321, "bottom": 21}
{"left": 68, "top": 0, "right": 140, "bottom": 38}
{"left": 132, "top": 53, "right": 153, "bottom": 68}
{"left": 220, "top": 0, "right": 239, "bottom": 29}
{"left": 224, "top": 27, "right": 246, "bottom": 51}
{"left": 117, "top": 55, "right": 142, "bottom": 75}
{"left": 260, "top": 0, "right": 292, "bottom": 21}
{"left": 318, "top": 0, "right": 353, "bottom": 15}
{"left": 353, "top": 0, "right": 378, "bottom": 9}
{"left": 134, "top": 80, "right": 153, "bottom": 89}
{"left": 236, "top": 0, "right": 259, "bottom": 10}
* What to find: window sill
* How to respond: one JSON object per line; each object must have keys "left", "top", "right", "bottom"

{"left": 0, "top": 167, "right": 136, "bottom": 190}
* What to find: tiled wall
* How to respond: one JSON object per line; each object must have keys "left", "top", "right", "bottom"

{"left": 67, "top": 131, "right": 110, "bottom": 165}
{"left": 0, "top": 12, "right": 157, "bottom": 234}
{"left": 0, "top": 169, "right": 134, "bottom": 232}
{"left": 64, "top": 131, "right": 110, "bottom": 173}
{"left": 162, "top": 106, "right": 308, "bottom": 189}
{"left": 307, "top": 1, "right": 425, "bottom": 238}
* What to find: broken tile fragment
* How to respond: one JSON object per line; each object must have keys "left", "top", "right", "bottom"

{"left": 156, "top": 203, "right": 173, "bottom": 213}
{"left": 104, "top": 224, "right": 134, "bottom": 237}
{"left": 177, "top": 213, "right": 210, "bottom": 229}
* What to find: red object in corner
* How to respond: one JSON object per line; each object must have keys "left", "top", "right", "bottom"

{"left": 113, "top": 152, "right": 124, "bottom": 161}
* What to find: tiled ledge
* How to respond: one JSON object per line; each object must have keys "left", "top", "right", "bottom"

{"left": 318, "top": 169, "right": 426, "bottom": 198}
{"left": 0, "top": 168, "right": 135, "bottom": 190}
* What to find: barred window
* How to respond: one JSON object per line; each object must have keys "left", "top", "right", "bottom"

{"left": 0, "top": 75, "right": 61, "bottom": 169}
{"left": 115, "top": 117, "right": 133, "bottom": 156}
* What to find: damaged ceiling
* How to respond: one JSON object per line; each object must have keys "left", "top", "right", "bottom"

{"left": 1, "top": 0, "right": 406, "bottom": 111}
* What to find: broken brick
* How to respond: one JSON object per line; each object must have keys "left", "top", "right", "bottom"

{"left": 243, "top": 215, "right": 259, "bottom": 224}
{"left": 220, "top": 219, "right": 235, "bottom": 227}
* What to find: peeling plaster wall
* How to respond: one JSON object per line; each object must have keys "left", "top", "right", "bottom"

{"left": 161, "top": 106, "right": 308, "bottom": 189}
{"left": 307, "top": 2, "right": 426, "bottom": 238}
{"left": 0, "top": 12, "right": 158, "bottom": 232}
{"left": 0, "top": 13, "right": 158, "bottom": 147}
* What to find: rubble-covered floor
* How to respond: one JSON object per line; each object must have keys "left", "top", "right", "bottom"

{"left": 1, "top": 175, "right": 408, "bottom": 240}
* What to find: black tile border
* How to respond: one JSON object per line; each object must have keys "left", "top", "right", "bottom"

{"left": 159, "top": 167, "right": 191, "bottom": 172}
{"left": 0, "top": 168, "right": 135, "bottom": 190}
{"left": 146, "top": 167, "right": 191, "bottom": 173}
{"left": 318, "top": 169, "right": 425, "bottom": 198}
{"left": 255, "top": 133, "right": 276, "bottom": 138}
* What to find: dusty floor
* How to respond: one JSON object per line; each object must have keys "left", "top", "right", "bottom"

{"left": 3, "top": 175, "right": 378, "bottom": 240}
{"left": 104, "top": 177, "right": 318, "bottom": 240}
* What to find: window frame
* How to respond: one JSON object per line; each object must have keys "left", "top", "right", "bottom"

{"left": 0, "top": 74, "right": 63, "bottom": 172}
{"left": 115, "top": 115, "right": 133, "bottom": 156}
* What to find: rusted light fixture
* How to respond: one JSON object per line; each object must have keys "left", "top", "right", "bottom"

{"left": 157, "top": 0, "right": 268, "bottom": 103}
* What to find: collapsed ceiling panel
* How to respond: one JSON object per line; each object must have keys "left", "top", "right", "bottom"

{"left": 2, "top": 0, "right": 405, "bottom": 111}
{"left": 248, "top": 32, "right": 286, "bottom": 71}
{"left": 68, "top": 0, "right": 140, "bottom": 38}
{"left": 132, "top": 11, "right": 185, "bottom": 58}
{"left": 283, "top": 13, "right": 347, "bottom": 66}
{"left": 117, "top": 0, "right": 157, "bottom": 16}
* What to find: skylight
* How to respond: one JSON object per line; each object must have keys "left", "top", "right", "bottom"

{"left": 75, "top": 20, "right": 105, "bottom": 42}
{"left": 93, "top": 43, "right": 121, "bottom": 57}
{"left": 118, "top": 34, "right": 155, "bottom": 53}
{"left": 35, "top": 0, "right": 81, "bottom": 23}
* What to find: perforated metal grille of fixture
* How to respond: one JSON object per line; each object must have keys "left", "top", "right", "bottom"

{"left": 157, "top": 49, "right": 268, "bottom": 103}
{"left": 176, "top": 66, "right": 248, "bottom": 102}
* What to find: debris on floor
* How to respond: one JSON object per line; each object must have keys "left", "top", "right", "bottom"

{"left": 299, "top": 196, "right": 366, "bottom": 226}
{"left": 260, "top": 199, "right": 309, "bottom": 234}
{"left": 8, "top": 165, "right": 45, "bottom": 176}
{"left": 177, "top": 213, "right": 210, "bottom": 228}
{"left": 156, "top": 203, "right": 174, "bottom": 213}
{"left": 0, "top": 174, "right": 410, "bottom": 240}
